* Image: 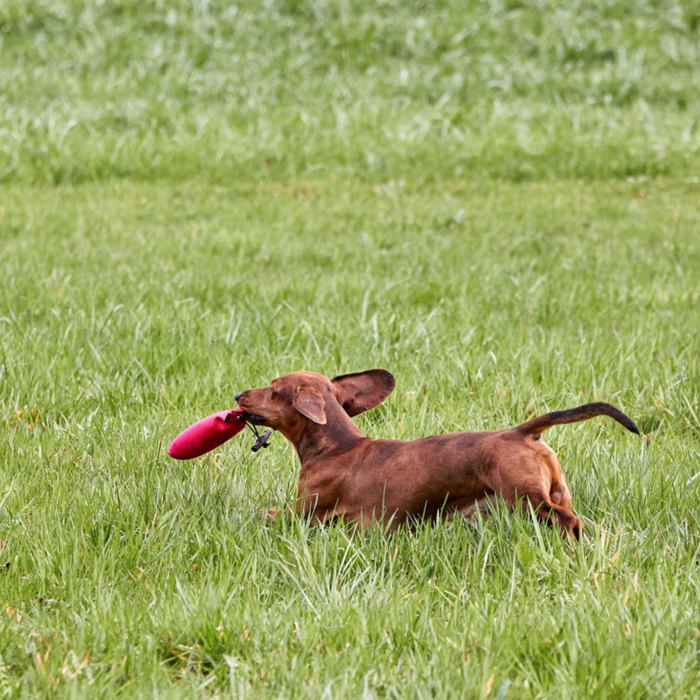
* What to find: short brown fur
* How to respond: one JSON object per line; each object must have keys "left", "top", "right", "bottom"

{"left": 236, "top": 370, "right": 639, "bottom": 539}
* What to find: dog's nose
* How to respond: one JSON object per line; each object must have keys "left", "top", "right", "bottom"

{"left": 235, "top": 392, "right": 243, "bottom": 402}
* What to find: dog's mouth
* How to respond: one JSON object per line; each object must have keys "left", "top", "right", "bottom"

{"left": 241, "top": 413, "right": 272, "bottom": 452}
{"left": 241, "top": 411, "right": 267, "bottom": 424}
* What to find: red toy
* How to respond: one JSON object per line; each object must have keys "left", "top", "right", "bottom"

{"left": 168, "top": 409, "right": 248, "bottom": 460}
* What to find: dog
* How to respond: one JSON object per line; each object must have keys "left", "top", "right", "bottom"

{"left": 235, "top": 370, "right": 639, "bottom": 539}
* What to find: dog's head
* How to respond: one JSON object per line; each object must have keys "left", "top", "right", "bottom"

{"left": 235, "top": 370, "right": 395, "bottom": 433}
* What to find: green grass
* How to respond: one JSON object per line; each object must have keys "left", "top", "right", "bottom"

{"left": 2, "top": 1, "right": 700, "bottom": 698}
{"left": 2, "top": 0, "right": 700, "bottom": 184}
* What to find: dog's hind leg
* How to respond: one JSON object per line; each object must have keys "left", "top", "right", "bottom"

{"left": 531, "top": 498, "right": 581, "bottom": 540}
{"left": 457, "top": 495, "right": 508, "bottom": 522}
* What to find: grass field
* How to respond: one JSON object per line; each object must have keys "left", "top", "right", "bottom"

{"left": 2, "top": 1, "right": 700, "bottom": 697}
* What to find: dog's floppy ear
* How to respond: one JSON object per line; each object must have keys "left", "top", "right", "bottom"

{"left": 293, "top": 387, "right": 327, "bottom": 425}
{"left": 331, "top": 370, "right": 396, "bottom": 417}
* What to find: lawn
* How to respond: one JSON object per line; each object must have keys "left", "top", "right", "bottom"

{"left": 1, "top": 1, "right": 700, "bottom": 698}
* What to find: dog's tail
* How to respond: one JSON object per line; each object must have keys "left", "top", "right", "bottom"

{"left": 517, "top": 402, "right": 640, "bottom": 437}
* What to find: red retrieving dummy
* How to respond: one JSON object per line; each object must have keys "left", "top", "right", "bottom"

{"left": 168, "top": 409, "right": 246, "bottom": 460}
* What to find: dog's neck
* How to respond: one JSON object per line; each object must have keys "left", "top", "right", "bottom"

{"left": 291, "top": 400, "right": 366, "bottom": 465}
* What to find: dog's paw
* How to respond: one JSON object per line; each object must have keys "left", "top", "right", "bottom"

{"left": 260, "top": 508, "right": 280, "bottom": 521}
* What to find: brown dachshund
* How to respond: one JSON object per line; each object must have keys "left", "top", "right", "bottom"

{"left": 235, "top": 370, "right": 639, "bottom": 539}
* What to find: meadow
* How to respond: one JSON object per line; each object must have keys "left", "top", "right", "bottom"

{"left": 1, "top": 0, "right": 700, "bottom": 697}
